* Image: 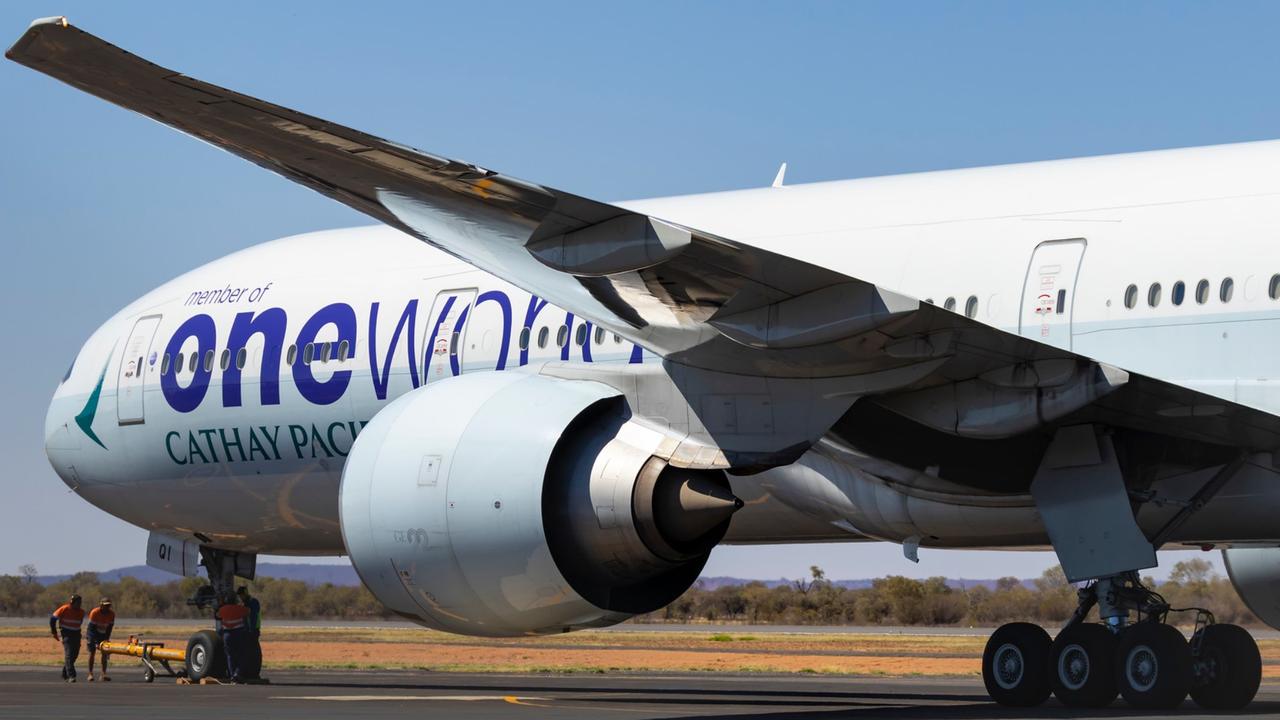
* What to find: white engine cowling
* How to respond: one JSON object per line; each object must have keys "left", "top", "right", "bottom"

{"left": 339, "top": 371, "right": 739, "bottom": 636}
{"left": 1223, "top": 547, "right": 1280, "bottom": 629}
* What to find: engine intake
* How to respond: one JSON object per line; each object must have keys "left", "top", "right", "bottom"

{"left": 339, "top": 371, "right": 737, "bottom": 636}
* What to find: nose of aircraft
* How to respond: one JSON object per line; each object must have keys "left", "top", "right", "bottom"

{"left": 45, "top": 394, "right": 80, "bottom": 489}
{"left": 44, "top": 355, "right": 99, "bottom": 490}
{"left": 44, "top": 394, "right": 76, "bottom": 484}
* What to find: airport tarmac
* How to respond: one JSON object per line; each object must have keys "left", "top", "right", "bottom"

{"left": 2, "top": 666, "right": 1279, "bottom": 719}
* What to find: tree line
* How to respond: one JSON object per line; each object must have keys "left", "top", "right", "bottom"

{"left": 637, "top": 560, "right": 1259, "bottom": 627}
{"left": 0, "top": 559, "right": 1258, "bottom": 627}
{"left": 0, "top": 571, "right": 394, "bottom": 621}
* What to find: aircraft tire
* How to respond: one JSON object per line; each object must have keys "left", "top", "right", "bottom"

{"left": 185, "top": 629, "right": 227, "bottom": 681}
{"left": 1115, "top": 622, "right": 1191, "bottom": 709}
{"left": 1189, "top": 623, "right": 1261, "bottom": 710}
{"left": 1049, "top": 623, "right": 1118, "bottom": 707}
{"left": 983, "top": 622, "right": 1051, "bottom": 707}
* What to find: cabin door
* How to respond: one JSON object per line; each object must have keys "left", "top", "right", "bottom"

{"left": 117, "top": 314, "right": 163, "bottom": 424}
{"left": 1018, "top": 239, "right": 1086, "bottom": 351}
{"left": 422, "top": 288, "right": 477, "bottom": 384}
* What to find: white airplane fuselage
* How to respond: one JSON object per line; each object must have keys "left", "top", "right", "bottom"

{"left": 44, "top": 140, "right": 1280, "bottom": 556}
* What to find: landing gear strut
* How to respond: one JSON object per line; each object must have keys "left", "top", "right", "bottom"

{"left": 983, "top": 572, "right": 1261, "bottom": 710}
{"left": 177, "top": 547, "right": 257, "bottom": 682}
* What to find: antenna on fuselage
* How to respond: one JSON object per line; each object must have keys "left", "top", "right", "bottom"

{"left": 771, "top": 162, "right": 787, "bottom": 188}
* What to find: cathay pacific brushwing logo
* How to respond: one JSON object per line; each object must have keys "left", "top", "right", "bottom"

{"left": 75, "top": 355, "right": 110, "bottom": 450}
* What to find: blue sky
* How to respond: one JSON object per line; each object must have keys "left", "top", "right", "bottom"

{"left": 3, "top": 1, "right": 1276, "bottom": 580}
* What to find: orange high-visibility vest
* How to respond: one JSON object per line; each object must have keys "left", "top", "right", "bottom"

{"left": 217, "top": 604, "right": 250, "bottom": 631}
{"left": 52, "top": 604, "right": 85, "bottom": 632}
{"left": 88, "top": 607, "right": 115, "bottom": 633}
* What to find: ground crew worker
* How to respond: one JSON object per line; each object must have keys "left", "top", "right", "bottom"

{"left": 50, "top": 594, "right": 85, "bottom": 682}
{"left": 215, "top": 593, "right": 250, "bottom": 683}
{"left": 85, "top": 598, "right": 115, "bottom": 682}
{"left": 236, "top": 586, "right": 262, "bottom": 680}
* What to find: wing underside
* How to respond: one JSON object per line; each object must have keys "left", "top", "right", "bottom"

{"left": 10, "top": 17, "right": 1280, "bottom": 464}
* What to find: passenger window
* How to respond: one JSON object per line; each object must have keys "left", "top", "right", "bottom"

{"left": 188, "top": 352, "right": 198, "bottom": 373}
{"left": 337, "top": 340, "right": 349, "bottom": 362}
{"left": 1055, "top": 289, "right": 1066, "bottom": 314}
{"left": 944, "top": 297, "right": 956, "bottom": 312}
{"left": 1271, "top": 274, "right": 1280, "bottom": 300}
{"left": 286, "top": 345, "right": 297, "bottom": 366}
{"left": 176, "top": 353, "right": 185, "bottom": 373}
{"left": 236, "top": 348, "right": 248, "bottom": 370}
{"left": 613, "top": 333, "right": 622, "bottom": 344}
{"left": 1147, "top": 283, "right": 1161, "bottom": 307}
{"left": 518, "top": 327, "right": 530, "bottom": 351}
{"left": 575, "top": 324, "right": 587, "bottom": 346}
{"left": 303, "top": 343, "right": 314, "bottom": 365}
{"left": 1124, "top": 284, "right": 1138, "bottom": 309}
{"left": 1171, "top": 281, "right": 1185, "bottom": 306}
{"left": 556, "top": 325, "right": 569, "bottom": 347}
{"left": 1196, "top": 279, "right": 1210, "bottom": 304}
{"left": 1220, "top": 277, "right": 1234, "bottom": 303}
{"left": 203, "top": 350, "right": 213, "bottom": 372}
{"left": 537, "top": 327, "right": 549, "bottom": 349}
{"left": 161, "top": 354, "right": 170, "bottom": 375}
{"left": 319, "top": 342, "right": 331, "bottom": 363}
{"left": 594, "top": 326, "right": 605, "bottom": 345}
{"left": 220, "top": 349, "right": 230, "bottom": 371}
{"left": 964, "top": 296, "right": 978, "bottom": 318}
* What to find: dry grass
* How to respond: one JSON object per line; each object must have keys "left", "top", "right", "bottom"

{"left": 2, "top": 624, "right": 1276, "bottom": 678}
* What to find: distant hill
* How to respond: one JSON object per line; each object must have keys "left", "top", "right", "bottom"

{"left": 34, "top": 565, "right": 1032, "bottom": 590}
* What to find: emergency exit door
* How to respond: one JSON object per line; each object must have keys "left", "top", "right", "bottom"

{"left": 117, "top": 315, "right": 163, "bottom": 424}
{"left": 423, "top": 289, "right": 477, "bottom": 383}
{"left": 1018, "top": 239, "right": 1086, "bottom": 351}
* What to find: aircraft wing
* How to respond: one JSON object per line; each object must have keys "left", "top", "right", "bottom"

{"left": 11, "top": 17, "right": 1280, "bottom": 458}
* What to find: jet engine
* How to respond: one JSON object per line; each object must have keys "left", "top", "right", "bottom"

{"left": 339, "top": 371, "right": 740, "bottom": 636}
{"left": 1223, "top": 548, "right": 1280, "bottom": 629}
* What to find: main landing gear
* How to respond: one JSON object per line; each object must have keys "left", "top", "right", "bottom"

{"left": 983, "top": 572, "right": 1261, "bottom": 710}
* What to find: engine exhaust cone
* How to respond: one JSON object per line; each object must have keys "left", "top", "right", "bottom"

{"left": 654, "top": 472, "right": 744, "bottom": 545}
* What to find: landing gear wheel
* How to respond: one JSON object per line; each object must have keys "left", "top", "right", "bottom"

{"left": 1050, "top": 623, "right": 1118, "bottom": 707}
{"left": 1115, "top": 622, "right": 1191, "bottom": 709}
{"left": 143, "top": 667, "right": 155, "bottom": 683}
{"left": 1190, "top": 623, "right": 1261, "bottom": 710}
{"left": 185, "top": 630, "right": 227, "bottom": 682}
{"left": 983, "top": 622, "right": 1051, "bottom": 707}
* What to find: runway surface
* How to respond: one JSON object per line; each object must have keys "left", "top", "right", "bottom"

{"left": 3, "top": 667, "right": 1279, "bottom": 719}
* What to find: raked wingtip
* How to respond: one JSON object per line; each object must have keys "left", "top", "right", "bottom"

{"left": 29, "top": 16, "right": 69, "bottom": 30}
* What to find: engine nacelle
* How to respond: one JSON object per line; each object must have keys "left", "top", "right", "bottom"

{"left": 339, "top": 371, "right": 738, "bottom": 636}
{"left": 1223, "top": 547, "right": 1280, "bottom": 629}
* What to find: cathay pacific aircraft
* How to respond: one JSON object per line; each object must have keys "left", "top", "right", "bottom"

{"left": 12, "top": 17, "right": 1280, "bottom": 710}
